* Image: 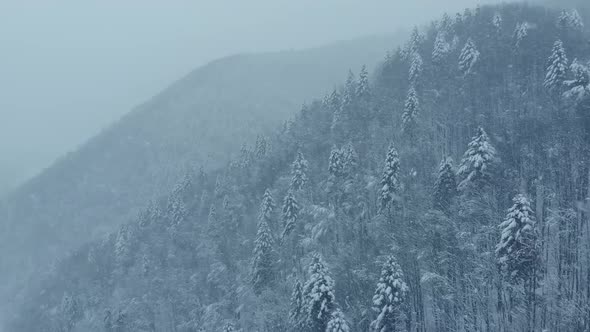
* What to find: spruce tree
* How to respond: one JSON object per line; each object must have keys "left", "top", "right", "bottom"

{"left": 433, "top": 157, "right": 457, "bottom": 213}
{"left": 303, "top": 255, "right": 336, "bottom": 332}
{"left": 458, "top": 38, "right": 480, "bottom": 76}
{"left": 60, "top": 294, "right": 82, "bottom": 332}
{"left": 492, "top": 12, "right": 502, "bottom": 33}
{"left": 496, "top": 194, "right": 538, "bottom": 283}
{"left": 328, "top": 146, "right": 345, "bottom": 179}
{"left": 251, "top": 217, "right": 275, "bottom": 294}
{"left": 357, "top": 65, "right": 370, "bottom": 103}
{"left": 342, "top": 142, "right": 358, "bottom": 177}
{"left": 281, "top": 191, "right": 300, "bottom": 241}
{"left": 544, "top": 40, "right": 569, "bottom": 91}
{"left": 457, "top": 127, "right": 496, "bottom": 190}
{"left": 409, "top": 52, "right": 423, "bottom": 86}
{"left": 370, "top": 256, "right": 408, "bottom": 332}
{"left": 514, "top": 22, "right": 529, "bottom": 49}
{"left": 290, "top": 150, "right": 309, "bottom": 191}
{"left": 114, "top": 225, "right": 130, "bottom": 268}
{"left": 289, "top": 279, "right": 304, "bottom": 327}
{"left": 259, "top": 188, "right": 275, "bottom": 230}
{"left": 432, "top": 30, "right": 450, "bottom": 64}
{"left": 379, "top": 145, "right": 401, "bottom": 211}
{"left": 166, "top": 190, "right": 187, "bottom": 227}
{"left": 326, "top": 309, "right": 350, "bottom": 332}
{"left": 402, "top": 87, "right": 419, "bottom": 135}
{"left": 564, "top": 59, "right": 590, "bottom": 100}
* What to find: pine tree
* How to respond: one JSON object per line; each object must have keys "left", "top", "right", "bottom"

{"left": 328, "top": 146, "right": 345, "bottom": 179}
{"left": 433, "top": 157, "right": 457, "bottom": 213}
{"left": 60, "top": 294, "right": 82, "bottom": 332}
{"left": 458, "top": 38, "right": 480, "bottom": 76}
{"left": 281, "top": 191, "right": 300, "bottom": 241}
{"left": 326, "top": 309, "right": 350, "bottom": 332}
{"left": 403, "top": 27, "right": 423, "bottom": 60}
{"left": 259, "top": 189, "right": 275, "bottom": 229}
{"left": 570, "top": 9, "right": 584, "bottom": 31}
{"left": 289, "top": 279, "right": 304, "bottom": 327}
{"left": 255, "top": 134, "right": 268, "bottom": 158}
{"left": 357, "top": 65, "right": 370, "bottom": 103}
{"left": 251, "top": 217, "right": 275, "bottom": 294}
{"left": 379, "top": 145, "right": 401, "bottom": 211}
{"left": 303, "top": 255, "right": 336, "bottom": 332}
{"left": 370, "top": 256, "right": 408, "bottom": 332}
{"left": 544, "top": 40, "right": 569, "bottom": 91}
{"left": 496, "top": 194, "right": 538, "bottom": 283}
{"left": 492, "top": 12, "right": 502, "bottom": 33}
{"left": 402, "top": 87, "right": 419, "bottom": 135}
{"left": 114, "top": 225, "right": 130, "bottom": 268}
{"left": 514, "top": 22, "right": 529, "bottom": 49}
{"left": 342, "top": 142, "right": 358, "bottom": 177}
{"left": 166, "top": 190, "right": 187, "bottom": 227}
{"left": 290, "top": 150, "right": 309, "bottom": 191}
{"left": 564, "top": 58, "right": 590, "bottom": 100}
{"left": 457, "top": 127, "right": 496, "bottom": 190}
{"left": 409, "top": 52, "right": 423, "bottom": 86}
{"left": 432, "top": 30, "right": 450, "bottom": 64}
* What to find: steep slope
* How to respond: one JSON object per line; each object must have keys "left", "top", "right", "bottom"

{"left": 9, "top": 3, "right": 590, "bottom": 332}
{"left": 0, "top": 33, "right": 403, "bottom": 324}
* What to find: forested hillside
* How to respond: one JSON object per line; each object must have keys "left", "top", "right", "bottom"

{"left": 0, "top": 33, "right": 401, "bottom": 325}
{"left": 8, "top": 3, "right": 590, "bottom": 331}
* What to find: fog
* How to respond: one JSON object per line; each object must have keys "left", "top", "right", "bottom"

{"left": 0, "top": 0, "right": 497, "bottom": 194}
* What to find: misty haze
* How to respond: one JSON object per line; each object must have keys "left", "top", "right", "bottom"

{"left": 1, "top": 0, "right": 589, "bottom": 331}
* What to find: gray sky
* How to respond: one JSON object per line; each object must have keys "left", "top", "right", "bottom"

{"left": 0, "top": 0, "right": 493, "bottom": 191}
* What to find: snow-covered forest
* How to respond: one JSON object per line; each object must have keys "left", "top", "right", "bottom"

{"left": 5, "top": 2, "right": 590, "bottom": 331}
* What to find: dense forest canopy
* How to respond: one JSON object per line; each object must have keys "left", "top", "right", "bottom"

{"left": 6, "top": 2, "right": 590, "bottom": 332}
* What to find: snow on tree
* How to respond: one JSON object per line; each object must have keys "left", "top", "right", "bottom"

{"left": 496, "top": 194, "right": 538, "bottom": 283}
{"left": 281, "top": 190, "right": 300, "bottom": 241}
{"left": 458, "top": 38, "right": 480, "bottom": 76}
{"left": 326, "top": 309, "right": 350, "bottom": 332}
{"left": 402, "top": 27, "right": 423, "bottom": 60}
{"left": 59, "top": 294, "right": 82, "bottom": 332}
{"left": 166, "top": 190, "right": 187, "bottom": 227}
{"left": 564, "top": 58, "right": 590, "bottom": 100}
{"left": 457, "top": 127, "right": 497, "bottom": 190}
{"left": 289, "top": 279, "right": 304, "bottom": 327}
{"left": 433, "top": 157, "right": 457, "bottom": 213}
{"left": 342, "top": 142, "right": 358, "bottom": 176}
{"left": 558, "top": 9, "right": 584, "bottom": 32}
{"left": 514, "top": 22, "right": 529, "bottom": 48}
{"left": 302, "top": 255, "right": 336, "bottom": 332}
{"left": 342, "top": 70, "right": 357, "bottom": 112}
{"left": 432, "top": 30, "right": 451, "bottom": 64}
{"left": 290, "top": 150, "right": 309, "bottom": 191}
{"left": 402, "top": 86, "right": 419, "bottom": 134}
{"left": 259, "top": 188, "right": 275, "bottom": 229}
{"left": 223, "top": 322, "right": 236, "bottom": 332}
{"left": 370, "top": 256, "right": 408, "bottom": 332}
{"left": 329, "top": 146, "right": 345, "bottom": 179}
{"left": 114, "top": 224, "right": 131, "bottom": 268}
{"left": 255, "top": 134, "right": 269, "bottom": 158}
{"left": 492, "top": 12, "right": 502, "bottom": 33}
{"left": 544, "top": 40, "right": 569, "bottom": 91}
{"left": 409, "top": 51, "right": 423, "bottom": 85}
{"left": 357, "top": 65, "right": 370, "bottom": 102}
{"left": 379, "top": 144, "right": 401, "bottom": 211}
{"left": 251, "top": 215, "right": 275, "bottom": 294}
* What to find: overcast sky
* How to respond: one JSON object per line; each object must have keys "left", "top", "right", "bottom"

{"left": 0, "top": 0, "right": 497, "bottom": 191}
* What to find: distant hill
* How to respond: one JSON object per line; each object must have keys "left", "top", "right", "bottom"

{"left": 0, "top": 33, "right": 404, "bottom": 324}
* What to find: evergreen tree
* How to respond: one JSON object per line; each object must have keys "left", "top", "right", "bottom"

{"left": 290, "top": 150, "right": 309, "bottom": 191}
{"left": 326, "top": 309, "right": 350, "bottom": 332}
{"left": 251, "top": 217, "right": 275, "bottom": 294}
{"left": 432, "top": 30, "right": 450, "bottom": 64}
{"left": 114, "top": 225, "right": 131, "bottom": 268}
{"left": 59, "top": 294, "right": 82, "bottom": 332}
{"left": 357, "top": 65, "right": 371, "bottom": 103}
{"left": 433, "top": 157, "right": 457, "bottom": 213}
{"left": 570, "top": 9, "right": 584, "bottom": 31}
{"left": 492, "top": 12, "right": 502, "bottom": 33}
{"left": 370, "top": 256, "right": 408, "bottom": 332}
{"left": 289, "top": 279, "right": 304, "bottom": 327}
{"left": 402, "top": 87, "right": 419, "bottom": 135}
{"left": 496, "top": 194, "right": 538, "bottom": 283}
{"left": 409, "top": 52, "right": 423, "bottom": 86}
{"left": 281, "top": 191, "right": 300, "bottom": 241}
{"left": 457, "top": 127, "right": 496, "bottom": 190}
{"left": 564, "top": 58, "right": 590, "bottom": 100}
{"left": 259, "top": 189, "right": 275, "bottom": 230}
{"left": 379, "top": 145, "right": 401, "bottom": 211}
{"left": 342, "top": 142, "right": 358, "bottom": 177}
{"left": 255, "top": 134, "right": 268, "bottom": 158}
{"left": 514, "top": 22, "right": 529, "bottom": 49}
{"left": 458, "top": 38, "right": 480, "bottom": 76}
{"left": 303, "top": 255, "right": 336, "bottom": 332}
{"left": 328, "top": 146, "right": 345, "bottom": 179}
{"left": 544, "top": 40, "right": 569, "bottom": 91}
{"left": 403, "top": 27, "right": 423, "bottom": 60}
{"left": 166, "top": 190, "right": 187, "bottom": 227}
